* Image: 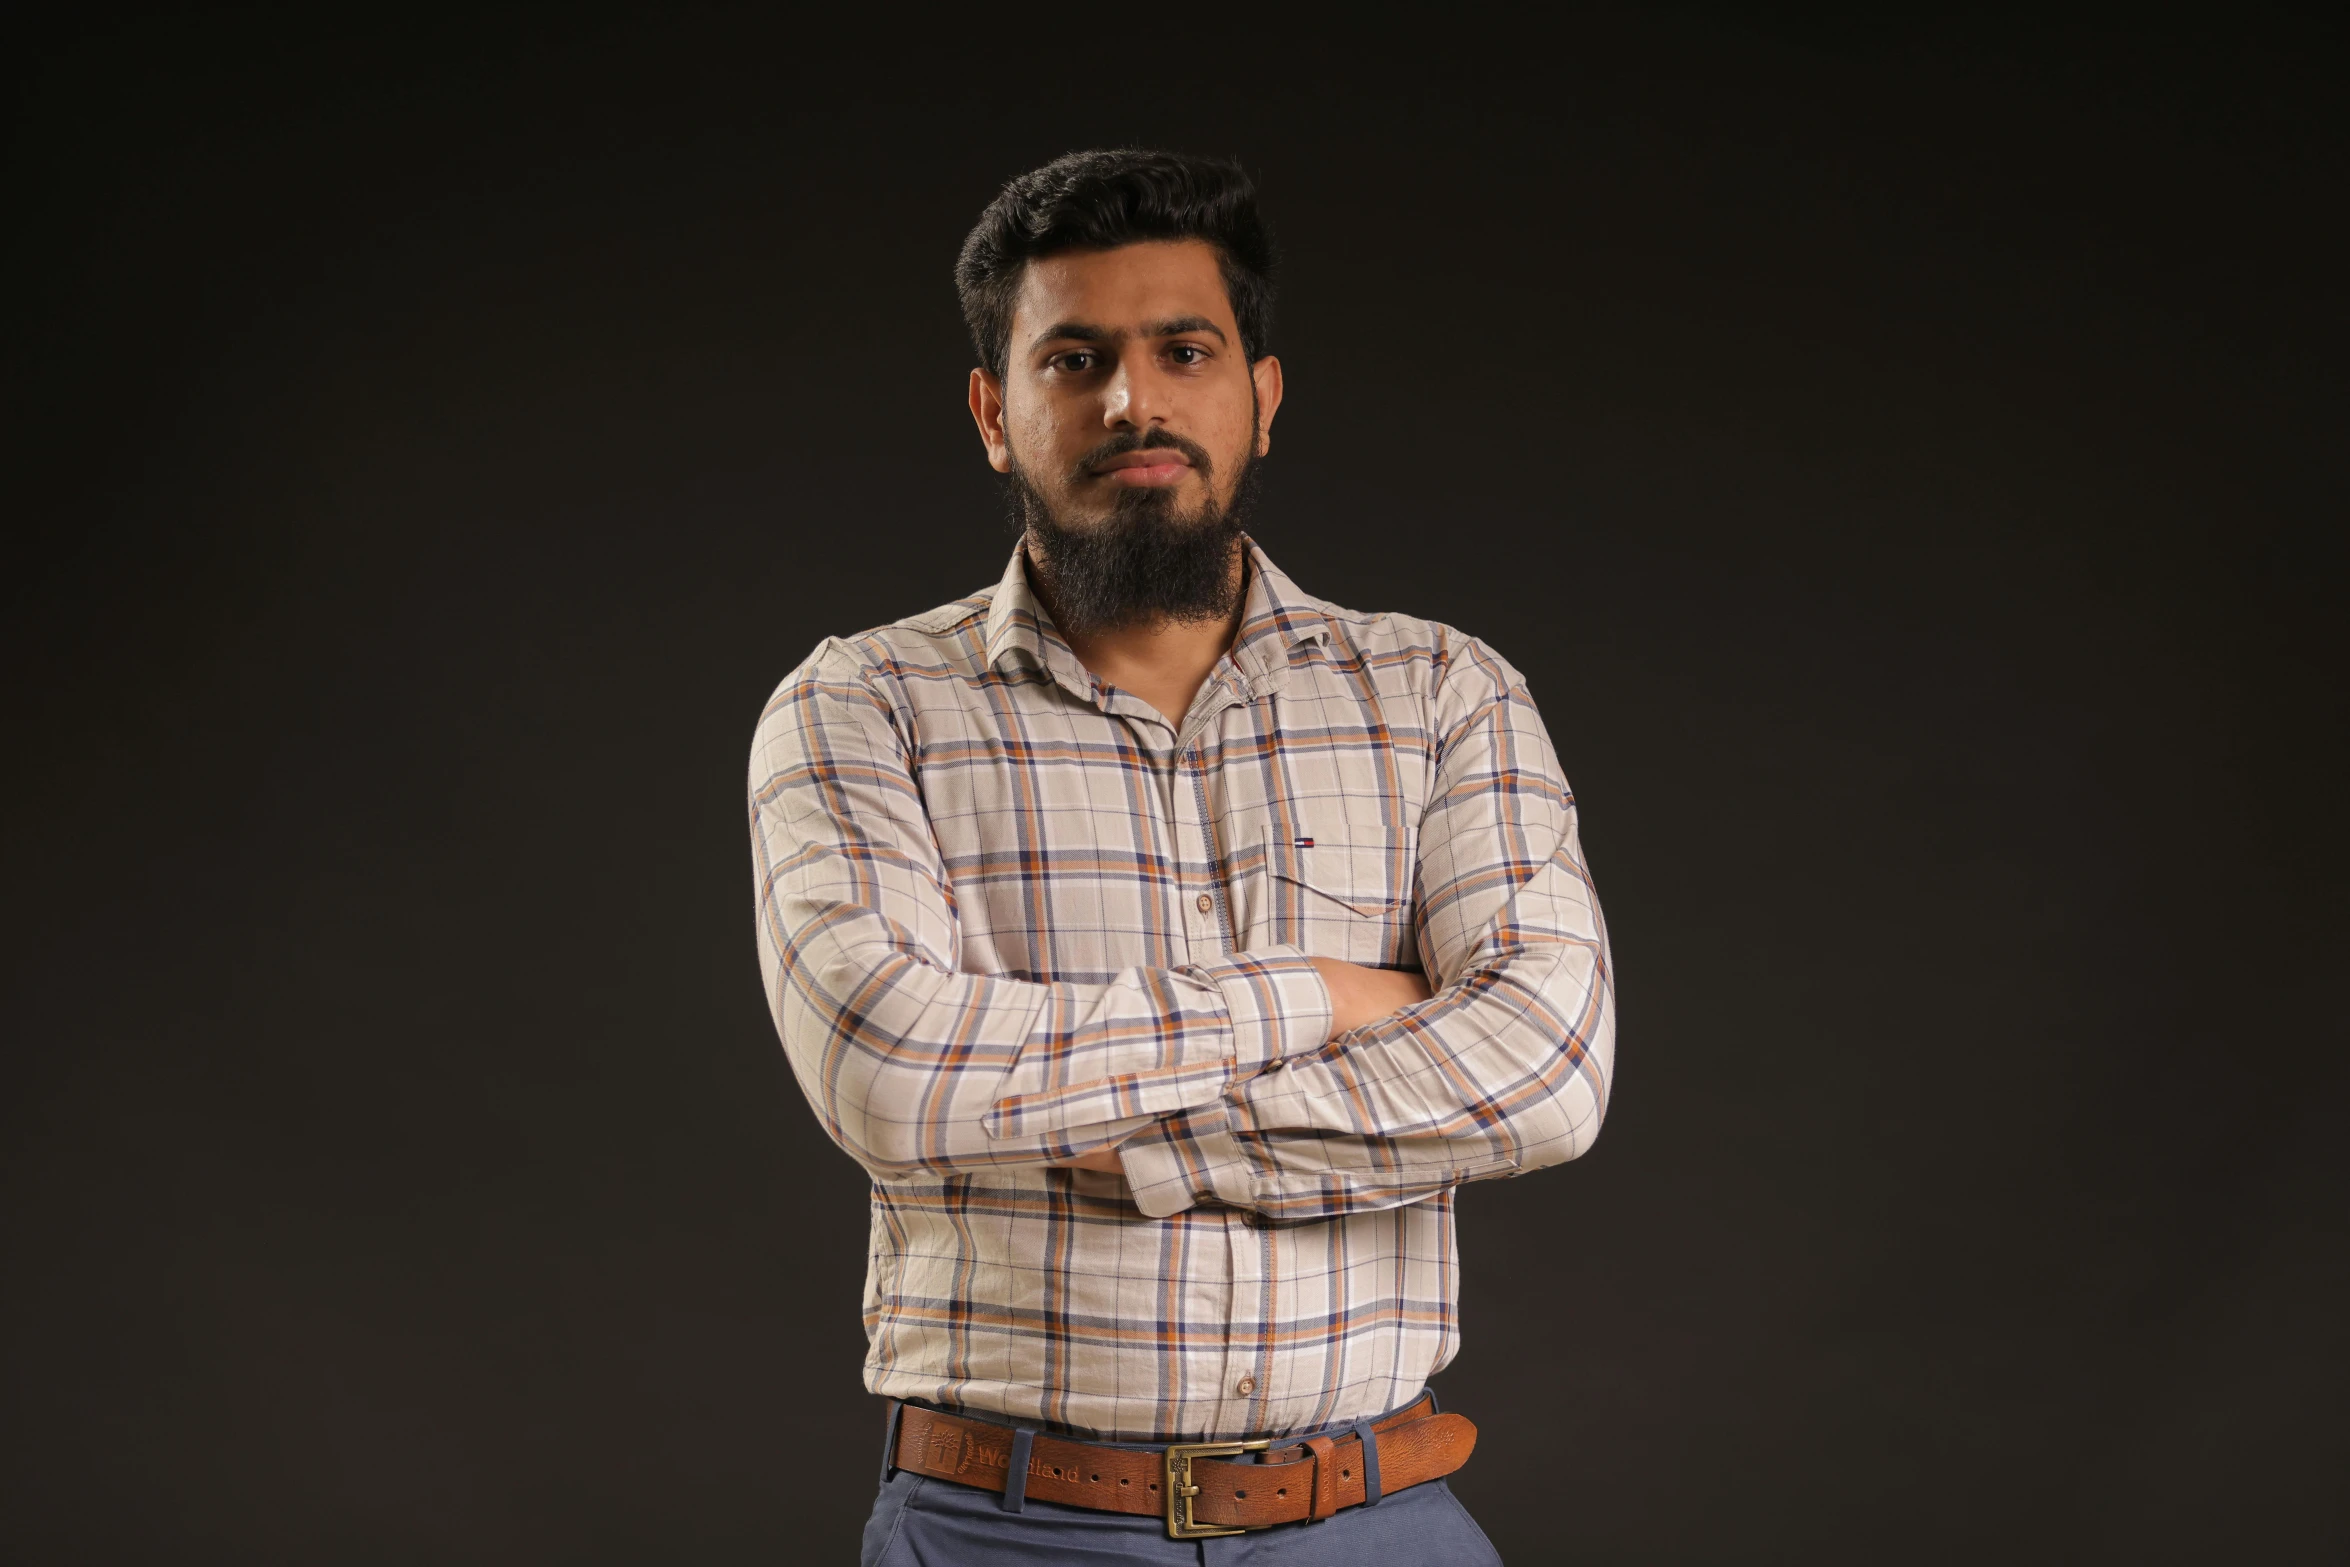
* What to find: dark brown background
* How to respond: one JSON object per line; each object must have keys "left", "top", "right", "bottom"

{"left": 6, "top": 7, "right": 2343, "bottom": 1562}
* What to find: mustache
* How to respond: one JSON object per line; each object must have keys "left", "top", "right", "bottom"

{"left": 1070, "top": 427, "right": 1215, "bottom": 482}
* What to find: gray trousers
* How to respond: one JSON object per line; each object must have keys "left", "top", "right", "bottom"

{"left": 859, "top": 1397, "right": 1504, "bottom": 1565}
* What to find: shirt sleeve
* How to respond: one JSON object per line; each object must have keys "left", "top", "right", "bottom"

{"left": 750, "top": 637, "right": 1334, "bottom": 1183}
{"left": 1116, "top": 630, "right": 1615, "bottom": 1220}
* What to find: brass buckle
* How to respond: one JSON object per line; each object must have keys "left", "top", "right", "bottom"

{"left": 1163, "top": 1438, "right": 1270, "bottom": 1539}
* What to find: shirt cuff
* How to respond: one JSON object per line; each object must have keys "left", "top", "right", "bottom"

{"left": 1184, "top": 946, "right": 1332, "bottom": 1073}
{"left": 1118, "top": 1098, "right": 1257, "bottom": 1218}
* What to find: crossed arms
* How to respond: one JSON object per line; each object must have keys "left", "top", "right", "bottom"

{"left": 747, "top": 633, "right": 1614, "bottom": 1222}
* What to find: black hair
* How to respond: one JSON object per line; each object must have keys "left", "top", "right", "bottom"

{"left": 954, "top": 148, "right": 1277, "bottom": 379}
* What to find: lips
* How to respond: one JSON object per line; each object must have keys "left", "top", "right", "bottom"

{"left": 1089, "top": 449, "right": 1193, "bottom": 486}
{"left": 1092, "top": 448, "right": 1191, "bottom": 471}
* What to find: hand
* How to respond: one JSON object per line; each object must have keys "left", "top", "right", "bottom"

{"left": 1309, "top": 957, "right": 1434, "bottom": 1039}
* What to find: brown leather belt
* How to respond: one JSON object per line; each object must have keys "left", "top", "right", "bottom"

{"left": 885, "top": 1393, "right": 1477, "bottom": 1539}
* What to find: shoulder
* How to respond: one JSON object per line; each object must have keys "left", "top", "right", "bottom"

{"left": 750, "top": 585, "right": 999, "bottom": 753}
{"left": 771, "top": 584, "right": 997, "bottom": 699}
{"left": 1303, "top": 589, "right": 1530, "bottom": 708}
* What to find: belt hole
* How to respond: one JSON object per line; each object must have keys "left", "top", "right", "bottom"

{"left": 1276, "top": 1488, "right": 1287, "bottom": 1497}
{"left": 1090, "top": 1473, "right": 1100, "bottom": 1482}
{"left": 1118, "top": 1478, "right": 1129, "bottom": 1486}
{"left": 1234, "top": 1489, "right": 1247, "bottom": 1499}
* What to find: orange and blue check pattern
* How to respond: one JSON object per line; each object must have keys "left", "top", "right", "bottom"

{"left": 748, "top": 532, "right": 1614, "bottom": 1441}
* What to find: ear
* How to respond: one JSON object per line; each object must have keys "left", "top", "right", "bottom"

{"left": 1250, "top": 355, "right": 1285, "bottom": 456}
{"left": 969, "top": 368, "right": 1013, "bottom": 474}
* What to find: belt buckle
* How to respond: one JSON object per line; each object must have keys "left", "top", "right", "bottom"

{"left": 1163, "top": 1438, "right": 1271, "bottom": 1539}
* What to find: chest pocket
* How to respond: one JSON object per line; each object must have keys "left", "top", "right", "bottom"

{"left": 1255, "top": 823, "right": 1420, "bottom": 971}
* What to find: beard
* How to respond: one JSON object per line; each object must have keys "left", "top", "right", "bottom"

{"left": 1005, "top": 426, "right": 1261, "bottom": 640}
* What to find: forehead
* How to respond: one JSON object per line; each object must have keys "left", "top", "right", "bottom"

{"left": 1010, "top": 239, "right": 1235, "bottom": 341}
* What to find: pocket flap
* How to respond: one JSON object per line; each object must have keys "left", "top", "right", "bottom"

{"left": 1262, "top": 824, "right": 1409, "bottom": 918}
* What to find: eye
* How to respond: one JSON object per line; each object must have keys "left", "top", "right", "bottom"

{"left": 1169, "top": 343, "right": 1209, "bottom": 366}
{"left": 1054, "top": 351, "right": 1098, "bottom": 373}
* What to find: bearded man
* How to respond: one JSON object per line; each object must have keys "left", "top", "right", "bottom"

{"left": 747, "top": 148, "right": 1616, "bottom": 1563}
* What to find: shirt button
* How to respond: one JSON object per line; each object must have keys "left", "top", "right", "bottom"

{"left": 1235, "top": 1376, "right": 1257, "bottom": 1397}
{"left": 1196, "top": 893, "right": 1214, "bottom": 914}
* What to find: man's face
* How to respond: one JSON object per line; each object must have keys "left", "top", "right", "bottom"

{"left": 968, "top": 239, "right": 1284, "bottom": 633}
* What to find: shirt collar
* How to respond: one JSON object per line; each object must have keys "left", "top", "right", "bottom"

{"left": 983, "top": 530, "right": 1333, "bottom": 700}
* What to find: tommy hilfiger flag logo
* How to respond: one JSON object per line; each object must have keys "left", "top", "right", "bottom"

{"left": 1293, "top": 837, "right": 1314, "bottom": 848}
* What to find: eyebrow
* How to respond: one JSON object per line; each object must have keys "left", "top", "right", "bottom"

{"left": 1028, "top": 315, "right": 1230, "bottom": 353}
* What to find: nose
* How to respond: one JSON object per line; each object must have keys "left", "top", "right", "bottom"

{"left": 1101, "top": 357, "right": 1167, "bottom": 431}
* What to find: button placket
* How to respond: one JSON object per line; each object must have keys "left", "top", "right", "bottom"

{"left": 1188, "top": 742, "right": 1236, "bottom": 955}
{"left": 1170, "top": 745, "right": 1214, "bottom": 960}
{"left": 1224, "top": 1198, "right": 1267, "bottom": 1427}
{"left": 1100, "top": 692, "right": 1201, "bottom": 964}
{"left": 1171, "top": 693, "right": 1240, "bottom": 959}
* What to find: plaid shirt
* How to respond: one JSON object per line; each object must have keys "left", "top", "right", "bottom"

{"left": 747, "top": 532, "right": 1614, "bottom": 1441}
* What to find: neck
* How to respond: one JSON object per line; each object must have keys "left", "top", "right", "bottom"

{"left": 1025, "top": 534, "right": 1247, "bottom": 730}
